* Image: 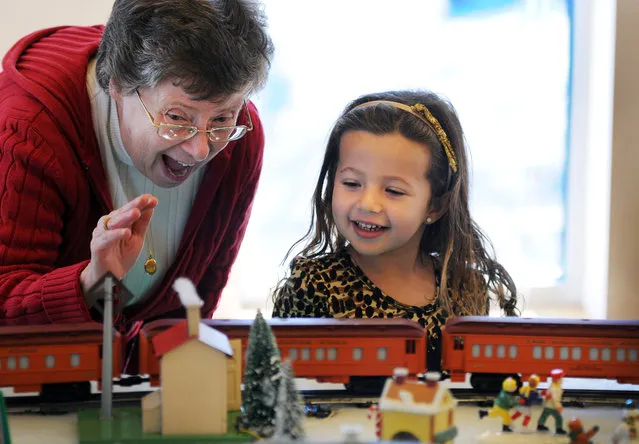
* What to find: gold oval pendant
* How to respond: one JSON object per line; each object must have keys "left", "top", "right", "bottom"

{"left": 144, "top": 257, "right": 157, "bottom": 275}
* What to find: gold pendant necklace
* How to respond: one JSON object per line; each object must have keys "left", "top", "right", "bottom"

{"left": 144, "top": 220, "right": 157, "bottom": 275}
{"left": 144, "top": 249, "right": 157, "bottom": 275}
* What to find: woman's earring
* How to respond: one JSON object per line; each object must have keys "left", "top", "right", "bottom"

{"left": 426, "top": 217, "right": 433, "bottom": 224}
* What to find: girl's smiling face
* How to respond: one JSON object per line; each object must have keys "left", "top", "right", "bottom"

{"left": 111, "top": 78, "right": 247, "bottom": 188}
{"left": 332, "top": 130, "right": 435, "bottom": 259}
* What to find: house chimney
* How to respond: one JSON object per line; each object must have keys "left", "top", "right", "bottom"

{"left": 424, "top": 371, "right": 440, "bottom": 387}
{"left": 186, "top": 305, "right": 201, "bottom": 337}
{"left": 393, "top": 367, "right": 409, "bottom": 384}
{"left": 173, "top": 278, "right": 204, "bottom": 338}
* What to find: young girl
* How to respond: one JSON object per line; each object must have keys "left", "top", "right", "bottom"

{"left": 271, "top": 89, "right": 518, "bottom": 373}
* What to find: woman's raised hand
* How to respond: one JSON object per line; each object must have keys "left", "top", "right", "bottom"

{"left": 80, "top": 194, "right": 158, "bottom": 294}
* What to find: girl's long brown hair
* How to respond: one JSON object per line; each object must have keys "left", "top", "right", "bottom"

{"left": 275, "top": 90, "right": 518, "bottom": 317}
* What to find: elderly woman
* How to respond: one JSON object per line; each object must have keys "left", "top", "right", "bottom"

{"left": 0, "top": 0, "right": 274, "bottom": 342}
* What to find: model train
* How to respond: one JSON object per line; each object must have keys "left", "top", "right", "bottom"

{"left": 0, "top": 323, "right": 121, "bottom": 400}
{"left": 1, "top": 316, "right": 638, "bottom": 397}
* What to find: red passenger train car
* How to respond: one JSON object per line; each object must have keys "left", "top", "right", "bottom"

{"left": 0, "top": 323, "right": 121, "bottom": 398}
{"left": 441, "top": 316, "right": 639, "bottom": 390}
{"left": 139, "top": 317, "right": 427, "bottom": 391}
{"left": 1, "top": 316, "right": 638, "bottom": 399}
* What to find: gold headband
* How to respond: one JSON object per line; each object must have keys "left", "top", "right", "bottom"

{"left": 351, "top": 100, "right": 458, "bottom": 173}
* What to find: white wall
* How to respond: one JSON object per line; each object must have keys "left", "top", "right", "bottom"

{"left": 607, "top": 0, "right": 639, "bottom": 319}
{"left": 0, "top": 1, "right": 113, "bottom": 58}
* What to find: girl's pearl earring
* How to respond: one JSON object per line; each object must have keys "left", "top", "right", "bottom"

{"left": 426, "top": 217, "right": 433, "bottom": 224}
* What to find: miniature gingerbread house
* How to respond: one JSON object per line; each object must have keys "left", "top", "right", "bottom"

{"left": 378, "top": 368, "right": 458, "bottom": 443}
{"left": 141, "top": 278, "right": 235, "bottom": 436}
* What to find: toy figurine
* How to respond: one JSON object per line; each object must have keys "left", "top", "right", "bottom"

{"left": 612, "top": 400, "right": 638, "bottom": 443}
{"left": 568, "top": 417, "right": 599, "bottom": 444}
{"left": 511, "top": 374, "right": 542, "bottom": 428}
{"left": 537, "top": 368, "right": 567, "bottom": 435}
{"left": 478, "top": 376, "right": 520, "bottom": 432}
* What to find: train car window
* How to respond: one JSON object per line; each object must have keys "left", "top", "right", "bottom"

{"left": 301, "top": 348, "right": 310, "bottom": 361}
{"left": 288, "top": 348, "right": 298, "bottom": 361}
{"left": 406, "top": 340, "right": 417, "bottom": 354}
{"left": 377, "top": 347, "right": 387, "bottom": 361}
{"left": 545, "top": 346, "right": 555, "bottom": 360}
{"left": 601, "top": 348, "right": 611, "bottom": 361}
{"left": 45, "top": 355, "right": 55, "bottom": 368}
{"left": 509, "top": 345, "right": 518, "bottom": 358}
{"left": 533, "top": 346, "right": 542, "bottom": 359}
{"left": 497, "top": 345, "right": 506, "bottom": 358}
{"left": 589, "top": 348, "right": 599, "bottom": 361}
{"left": 616, "top": 348, "right": 626, "bottom": 362}
{"left": 353, "top": 348, "right": 363, "bottom": 361}
{"left": 328, "top": 348, "right": 337, "bottom": 361}
{"left": 572, "top": 347, "right": 582, "bottom": 360}
{"left": 70, "top": 353, "right": 81, "bottom": 367}
{"left": 629, "top": 349, "right": 638, "bottom": 362}
{"left": 559, "top": 346, "right": 569, "bottom": 360}
{"left": 315, "top": 349, "right": 325, "bottom": 361}
{"left": 19, "top": 356, "right": 29, "bottom": 369}
{"left": 484, "top": 345, "right": 493, "bottom": 358}
{"left": 6, "top": 357, "right": 16, "bottom": 370}
{"left": 472, "top": 345, "right": 480, "bottom": 358}
{"left": 453, "top": 337, "right": 464, "bottom": 350}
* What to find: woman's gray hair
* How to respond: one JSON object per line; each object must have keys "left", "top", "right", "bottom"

{"left": 96, "top": 0, "right": 274, "bottom": 100}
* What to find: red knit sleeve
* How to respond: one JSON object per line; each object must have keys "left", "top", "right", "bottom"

{"left": 198, "top": 104, "right": 265, "bottom": 317}
{"left": 0, "top": 121, "right": 93, "bottom": 325}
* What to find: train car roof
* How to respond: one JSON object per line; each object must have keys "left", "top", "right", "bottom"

{"left": 0, "top": 323, "right": 114, "bottom": 346}
{"left": 142, "top": 317, "right": 426, "bottom": 339}
{"left": 444, "top": 316, "right": 639, "bottom": 338}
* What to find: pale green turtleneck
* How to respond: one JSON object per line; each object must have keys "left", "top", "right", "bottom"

{"left": 86, "top": 58, "right": 205, "bottom": 305}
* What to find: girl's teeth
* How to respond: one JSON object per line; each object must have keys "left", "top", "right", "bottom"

{"left": 356, "top": 221, "right": 382, "bottom": 231}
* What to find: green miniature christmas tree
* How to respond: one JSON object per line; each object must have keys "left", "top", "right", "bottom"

{"left": 239, "top": 310, "right": 281, "bottom": 438}
{"left": 0, "top": 391, "right": 11, "bottom": 444}
{"left": 273, "top": 359, "right": 305, "bottom": 441}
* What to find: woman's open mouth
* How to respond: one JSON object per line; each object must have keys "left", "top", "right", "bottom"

{"left": 162, "top": 155, "right": 195, "bottom": 181}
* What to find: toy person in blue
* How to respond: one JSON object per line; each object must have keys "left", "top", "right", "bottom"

{"left": 478, "top": 376, "right": 520, "bottom": 432}
{"left": 511, "top": 374, "right": 542, "bottom": 428}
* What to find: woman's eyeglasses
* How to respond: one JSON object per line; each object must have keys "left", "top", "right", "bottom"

{"left": 136, "top": 89, "right": 253, "bottom": 143}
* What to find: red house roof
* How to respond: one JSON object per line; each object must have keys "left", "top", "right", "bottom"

{"left": 152, "top": 320, "right": 233, "bottom": 358}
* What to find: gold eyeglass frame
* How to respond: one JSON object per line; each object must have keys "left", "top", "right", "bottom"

{"left": 135, "top": 89, "right": 253, "bottom": 143}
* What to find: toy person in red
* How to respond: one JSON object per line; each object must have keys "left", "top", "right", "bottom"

{"left": 568, "top": 417, "right": 599, "bottom": 444}
{"left": 511, "top": 374, "right": 542, "bottom": 427}
{"left": 537, "top": 369, "right": 567, "bottom": 435}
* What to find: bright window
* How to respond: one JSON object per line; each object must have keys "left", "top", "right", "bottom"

{"left": 225, "top": 0, "right": 574, "bottom": 314}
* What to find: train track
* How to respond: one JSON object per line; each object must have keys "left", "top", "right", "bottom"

{"left": 5, "top": 388, "right": 637, "bottom": 415}
{"left": 301, "top": 389, "right": 638, "bottom": 408}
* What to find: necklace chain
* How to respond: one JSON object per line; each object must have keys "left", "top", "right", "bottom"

{"left": 106, "top": 96, "right": 157, "bottom": 276}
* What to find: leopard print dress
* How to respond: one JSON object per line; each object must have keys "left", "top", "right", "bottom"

{"left": 271, "top": 249, "right": 453, "bottom": 374}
